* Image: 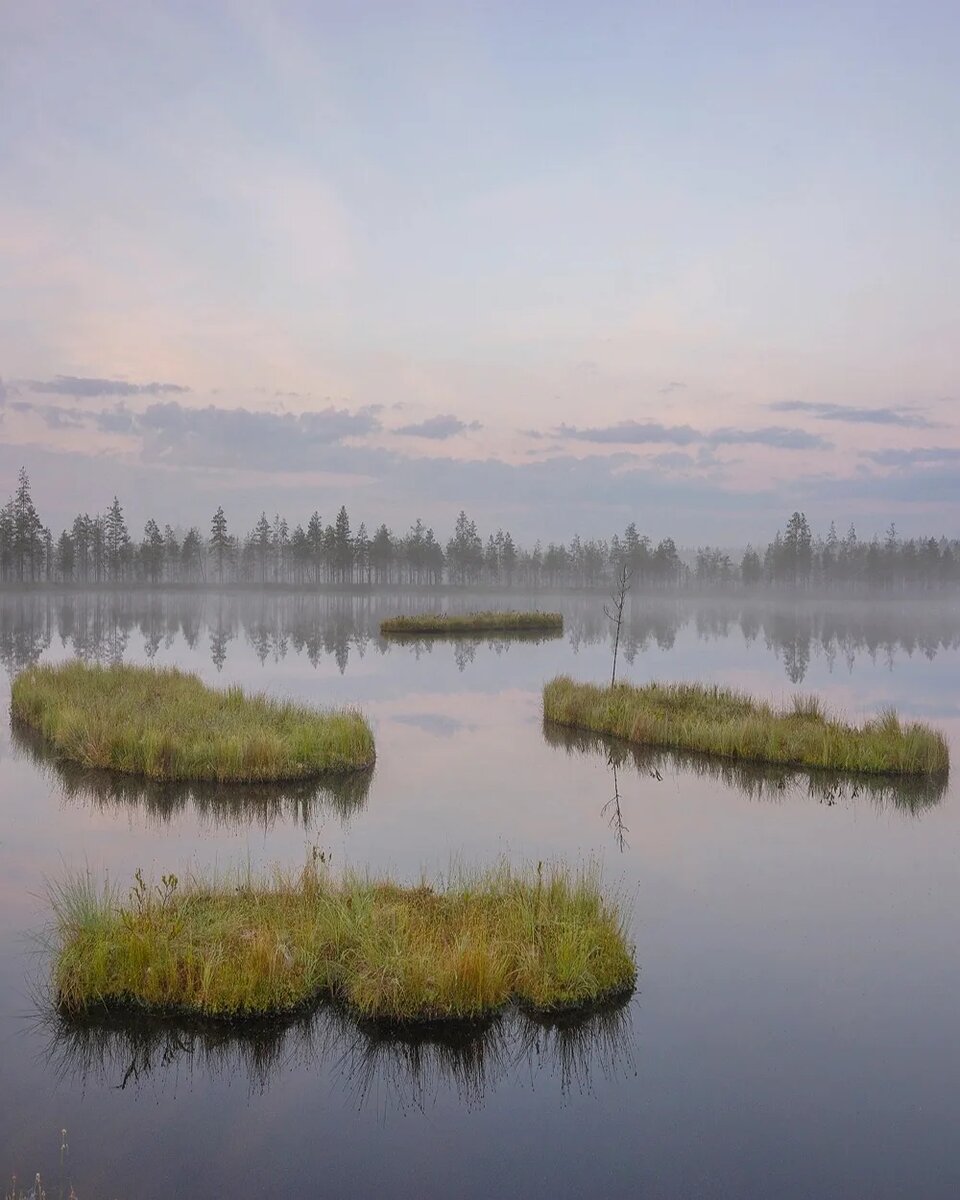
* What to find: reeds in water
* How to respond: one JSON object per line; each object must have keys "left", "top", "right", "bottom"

{"left": 10, "top": 661, "right": 375, "bottom": 783}
{"left": 50, "top": 859, "right": 636, "bottom": 1024}
{"left": 542, "top": 675, "right": 949, "bottom": 777}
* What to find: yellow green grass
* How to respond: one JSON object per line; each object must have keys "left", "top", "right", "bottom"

{"left": 542, "top": 721, "right": 948, "bottom": 812}
{"left": 50, "top": 859, "right": 636, "bottom": 1024}
{"left": 543, "top": 675, "right": 949, "bottom": 777}
{"left": 380, "top": 610, "right": 563, "bottom": 636}
{"left": 11, "top": 719, "right": 373, "bottom": 828}
{"left": 10, "top": 661, "right": 374, "bottom": 783}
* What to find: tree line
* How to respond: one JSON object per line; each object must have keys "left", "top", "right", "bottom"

{"left": 2, "top": 468, "right": 959, "bottom": 592}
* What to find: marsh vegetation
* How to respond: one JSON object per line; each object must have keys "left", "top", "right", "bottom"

{"left": 11, "top": 721, "right": 372, "bottom": 829}
{"left": 51, "top": 859, "right": 635, "bottom": 1024}
{"left": 10, "top": 661, "right": 375, "bottom": 782}
{"left": 542, "top": 722, "right": 949, "bottom": 814}
{"left": 381, "top": 610, "right": 563, "bottom": 636}
{"left": 2, "top": 590, "right": 958, "bottom": 1198}
{"left": 543, "top": 676, "right": 949, "bottom": 777}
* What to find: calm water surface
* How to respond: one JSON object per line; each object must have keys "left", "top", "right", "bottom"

{"left": 1, "top": 591, "right": 959, "bottom": 1199}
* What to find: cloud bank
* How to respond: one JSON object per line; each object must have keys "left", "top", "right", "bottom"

{"left": 129, "top": 401, "right": 382, "bottom": 470}
{"left": 554, "top": 420, "right": 828, "bottom": 450}
{"left": 394, "top": 414, "right": 483, "bottom": 439}
{"left": 770, "top": 401, "right": 937, "bottom": 429}
{"left": 21, "top": 375, "right": 190, "bottom": 399}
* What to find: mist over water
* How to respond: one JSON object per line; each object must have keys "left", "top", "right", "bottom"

{"left": 2, "top": 589, "right": 959, "bottom": 1198}
{"left": 3, "top": 587, "right": 959, "bottom": 683}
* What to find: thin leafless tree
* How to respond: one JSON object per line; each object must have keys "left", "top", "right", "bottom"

{"left": 604, "top": 562, "right": 634, "bottom": 687}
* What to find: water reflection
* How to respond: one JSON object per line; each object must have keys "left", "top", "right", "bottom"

{"left": 383, "top": 628, "right": 563, "bottom": 672}
{"left": 543, "top": 722, "right": 949, "bottom": 836}
{"left": 604, "top": 760, "right": 629, "bottom": 852}
{"left": 41, "top": 996, "right": 636, "bottom": 1111}
{"left": 3, "top": 590, "right": 960, "bottom": 682}
{"left": 10, "top": 722, "right": 373, "bottom": 830}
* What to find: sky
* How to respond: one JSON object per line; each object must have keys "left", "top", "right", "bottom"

{"left": 1, "top": 1, "right": 958, "bottom": 546}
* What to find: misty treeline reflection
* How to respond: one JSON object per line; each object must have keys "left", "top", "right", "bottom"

{"left": 41, "top": 995, "right": 635, "bottom": 1111}
{"left": 2, "top": 590, "right": 959, "bottom": 684}
{"left": 542, "top": 724, "right": 948, "bottom": 832}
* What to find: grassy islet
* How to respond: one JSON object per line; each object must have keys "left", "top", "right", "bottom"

{"left": 51, "top": 859, "right": 636, "bottom": 1024}
{"left": 11, "top": 661, "right": 374, "bottom": 783}
{"left": 543, "top": 675, "right": 949, "bottom": 777}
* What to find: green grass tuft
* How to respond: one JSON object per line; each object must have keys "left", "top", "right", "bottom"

{"left": 542, "top": 721, "right": 948, "bottom": 812}
{"left": 51, "top": 860, "right": 636, "bottom": 1024}
{"left": 10, "top": 661, "right": 375, "bottom": 783}
{"left": 543, "top": 675, "right": 949, "bottom": 777}
{"left": 11, "top": 718, "right": 373, "bottom": 828}
{"left": 380, "top": 610, "right": 563, "bottom": 636}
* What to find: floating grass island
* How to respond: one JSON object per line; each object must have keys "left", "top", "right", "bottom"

{"left": 541, "top": 721, "right": 948, "bottom": 812}
{"left": 11, "top": 661, "right": 374, "bottom": 783}
{"left": 380, "top": 610, "right": 563, "bottom": 636}
{"left": 543, "top": 676, "right": 949, "bottom": 777}
{"left": 47, "top": 992, "right": 635, "bottom": 1103}
{"left": 51, "top": 860, "right": 636, "bottom": 1024}
{"left": 10, "top": 719, "right": 373, "bottom": 828}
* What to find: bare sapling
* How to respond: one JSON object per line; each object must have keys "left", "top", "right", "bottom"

{"left": 604, "top": 563, "right": 634, "bottom": 687}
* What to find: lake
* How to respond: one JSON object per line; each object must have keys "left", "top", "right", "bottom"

{"left": 1, "top": 590, "right": 959, "bottom": 1199}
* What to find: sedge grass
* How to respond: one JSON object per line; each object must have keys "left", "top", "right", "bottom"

{"left": 542, "top": 720, "right": 948, "bottom": 812}
{"left": 380, "top": 610, "right": 563, "bottom": 636}
{"left": 10, "top": 661, "right": 374, "bottom": 783}
{"left": 50, "top": 859, "right": 636, "bottom": 1024}
{"left": 543, "top": 675, "right": 949, "bottom": 777}
{"left": 11, "top": 720, "right": 373, "bottom": 827}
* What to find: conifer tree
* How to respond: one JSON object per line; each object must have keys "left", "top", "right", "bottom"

{"left": 104, "top": 497, "right": 130, "bottom": 583}
{"left": 210, "top": 506, "right": 229, "bottom": 585}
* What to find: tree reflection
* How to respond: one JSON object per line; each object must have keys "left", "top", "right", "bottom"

{"left": 602, "top": 757, "right": 629, "bottom": 852}
{"left": 2, "top": 591, "right": 960, "bottom": 683}
{"left": 382, "top": 628, "right": 563, "bottom": 672}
